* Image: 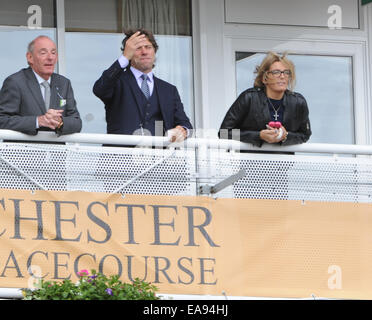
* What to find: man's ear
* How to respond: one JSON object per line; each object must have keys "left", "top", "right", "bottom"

{"left": 26, "top": 52, "right": 33, "bottom": 66}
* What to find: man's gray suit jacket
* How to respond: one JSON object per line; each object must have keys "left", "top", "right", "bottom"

{"left": 0, "top": 67, "right": 82, "bottom": 135}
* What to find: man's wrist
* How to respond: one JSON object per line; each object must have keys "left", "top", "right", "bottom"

{"left": 181, "top": 126, "right": 190, "bottom": 138}
{"left": 118, "top": 55, "right": 129, "bottom": 69}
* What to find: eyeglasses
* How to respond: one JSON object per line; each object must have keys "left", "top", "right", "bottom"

{"left": 266, "top": 69, "right": 292, "bottom": 78}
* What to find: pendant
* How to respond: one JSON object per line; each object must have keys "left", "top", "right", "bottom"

{"left": 274, "top": 111, "right": 279, "bottom": 121}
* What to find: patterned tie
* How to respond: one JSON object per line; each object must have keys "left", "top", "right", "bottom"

{"left": 140, "top": 74, "right": 150, "bottom": 100}
{"left": 41, "top": 80, "right": 50, "bottom": 110}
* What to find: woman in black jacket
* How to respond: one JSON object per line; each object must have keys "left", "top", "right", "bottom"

{"left": 219, "top": 52, "right": 311, "bottom": 147}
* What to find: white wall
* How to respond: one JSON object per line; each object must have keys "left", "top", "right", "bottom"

{"left": 225, "top": 0, "right": 359, "bottom": 28}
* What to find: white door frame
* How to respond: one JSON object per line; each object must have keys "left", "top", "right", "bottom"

{"left": 223, "top": 33, "right": 370, "bottom": 144}
{"left": 192, "top": 0, "right": 372, "bottom": 144}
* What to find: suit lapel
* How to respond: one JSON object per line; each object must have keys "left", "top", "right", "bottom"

{"left": 24, "top": 67, "right": 46, "bottom": 114}
{"left": 125, "top": 70, "right": 145, "bottom": 120}
{"left": 153, "top": 77, "right": 168, "bottom": 128}
{"left": 50, "top": 74, "right": 60, "bottom": 110}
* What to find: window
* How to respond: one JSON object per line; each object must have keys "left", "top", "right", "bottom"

{"left": 120, "top": 0, "right": 191, "bottom": 36}
{"left": 65, "top": 0, "right": 120, "bottom": 33}
{"left": 65, "top": 0, "right": 191, "bottom": 35}
{"left": 235, "top": 52, "right": 354, "bottom": 144}
{"left": 64, "top": 0, "right": 194, "bottom": 134}
{"left": 0, "top": 0, "right": 55, "bottom": 28}
{"left": 0, "top": 29, "right": 56, "bottom": 87}
{"left": 0, "top": 0, "right": 55, "bottom": 86}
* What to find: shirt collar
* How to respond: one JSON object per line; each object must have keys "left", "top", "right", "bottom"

{"left": 130, "top": 66, "right": 154, "bottom": 82}
{"left": 263, "top": 88, "right": 288, "bottom": 107}
{"left": 32, "top": 69, "right": 51, "bottom": 85}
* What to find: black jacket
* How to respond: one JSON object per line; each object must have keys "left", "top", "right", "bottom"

{"left": 219, "top": 87, "right": 311, "bottom": 147}
{"left": 93, "top": 61, "right": 192, "bottom": 135}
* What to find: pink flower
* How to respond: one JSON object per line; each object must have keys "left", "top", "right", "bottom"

{"left": 77, "top": 269, "right": 89, "bottom": 277}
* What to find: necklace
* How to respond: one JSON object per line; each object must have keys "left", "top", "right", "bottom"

{"left": 267, "top": 98, "right": 282, "bottom": 121}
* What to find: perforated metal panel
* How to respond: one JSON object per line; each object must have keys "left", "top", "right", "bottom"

{"left": 197, "top": 150, "right": 372, "bottom": 203}
{"left": 0, "top": 143, "right": 196, "bottom": 196}
{"left": 1, "top": 143, "right": 372, "bottom": 203}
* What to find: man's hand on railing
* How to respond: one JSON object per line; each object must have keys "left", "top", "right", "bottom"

{"left": 167, "top": 125, "right": 187, "bottom": 143}
{"left": 38, "top": 109, "right": 63, "bottom": 130}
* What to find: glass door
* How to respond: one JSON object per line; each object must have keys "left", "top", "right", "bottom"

{"left": 235, "top": 52, "right": 354, "bottom": 144}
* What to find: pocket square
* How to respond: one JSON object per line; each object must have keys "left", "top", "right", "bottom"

{"left": 59, "top": 99, "right": 66, "bottom": 107}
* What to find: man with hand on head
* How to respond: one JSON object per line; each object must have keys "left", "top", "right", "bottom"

{"left": 93, "top": 28, "right": 192, "bottom": 143}
{"left": 0, "top": 35, "right": 82, "bottom": 136}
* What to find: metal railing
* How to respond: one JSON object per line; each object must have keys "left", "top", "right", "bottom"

{"left": 0, "top": 129, "right": 372, "bottom": 155}
{"left": 0, "top": 129, "right": 372, "bottom": 299}
{"left": 0, "top": 129, "right": 372, "bottom": 200}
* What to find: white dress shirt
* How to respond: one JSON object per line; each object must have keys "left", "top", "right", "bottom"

{"left": 32, "top": 70, "right": 51, "bottom": 128}
{"left": 118, "top": 55, "right": 154, "bottom": 96}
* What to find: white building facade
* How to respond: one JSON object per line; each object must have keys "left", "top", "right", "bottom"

{"left": 0, "top": 0, "right": 371, "bottom": 146}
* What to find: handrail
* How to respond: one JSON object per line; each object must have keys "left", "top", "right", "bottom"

{"left": 0, "top": 129, "right": 371, "bottom": 155}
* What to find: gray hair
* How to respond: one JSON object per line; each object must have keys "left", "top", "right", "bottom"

{"left": 27, "top": 35, "right": 54, "bottom": 53}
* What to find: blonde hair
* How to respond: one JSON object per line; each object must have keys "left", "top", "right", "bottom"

{"left": 254, "top": 51, "right": 296, "bottom": 92}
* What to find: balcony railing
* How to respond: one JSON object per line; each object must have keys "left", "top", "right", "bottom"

{"left": 1, "top": 129, "right": 372, "bottom": 299}
{"left": 0, "top": 129, "right": 371, "bottom": 203}
{"left": 1, "top": 129, "right": 372, "bottom": 154}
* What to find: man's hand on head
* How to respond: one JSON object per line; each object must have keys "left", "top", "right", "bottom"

{"left": 123, "top": 31, "right": 148, "bottom": 61}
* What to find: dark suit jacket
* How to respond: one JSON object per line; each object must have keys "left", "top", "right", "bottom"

{"left": 0, "top": 67, "right": 82, "bottom": 135}
{"left": 93, "top": 61, "right": 192, "bottom": 135}
{"left": 219, "top": 87, "right": 311, "bottom": 147}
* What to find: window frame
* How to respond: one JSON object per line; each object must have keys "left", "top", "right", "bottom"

{"left": 222, "top": 30, "right": 370, "bottom": 145}
{"left": 234, "top": 51, "right": 356, "bottom": 144}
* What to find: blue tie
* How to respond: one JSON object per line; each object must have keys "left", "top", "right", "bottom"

{"left": 141, "top": 74, "right": 150, "bottom": 100}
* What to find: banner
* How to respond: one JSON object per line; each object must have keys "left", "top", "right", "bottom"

{"left": 0, "top": 188, "right": 372, "bottom": 299}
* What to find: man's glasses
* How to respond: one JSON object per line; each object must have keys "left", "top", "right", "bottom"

{"left": 266, "top": 69, "right": 291, "bottom": 78}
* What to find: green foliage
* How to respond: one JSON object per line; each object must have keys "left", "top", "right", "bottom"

{"left": 22, "top": 269, "right": 159, "bottom": 300}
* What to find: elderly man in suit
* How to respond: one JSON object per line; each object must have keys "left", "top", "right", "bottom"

{"left": 93, "top": 29, "right": 192, "bottom": 143}
{"left": 0, "top": 35, "right": 82, "bottom": 135}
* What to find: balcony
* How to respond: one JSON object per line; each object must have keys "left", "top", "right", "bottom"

{"left": 0, "top": 129, "right": 371, "bottom": 200}
{"left": 0, "top": 130, "right": 372, "bottom": 300}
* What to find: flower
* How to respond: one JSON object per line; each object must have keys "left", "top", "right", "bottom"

{"left": 86, "top": 274, "right": 98, "bottom": 283}
{"left": 77, "top": 269, "right": 89, "bottom": 277}
{"left": 22, "top": 270, "right": 159, "bottom": 300}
